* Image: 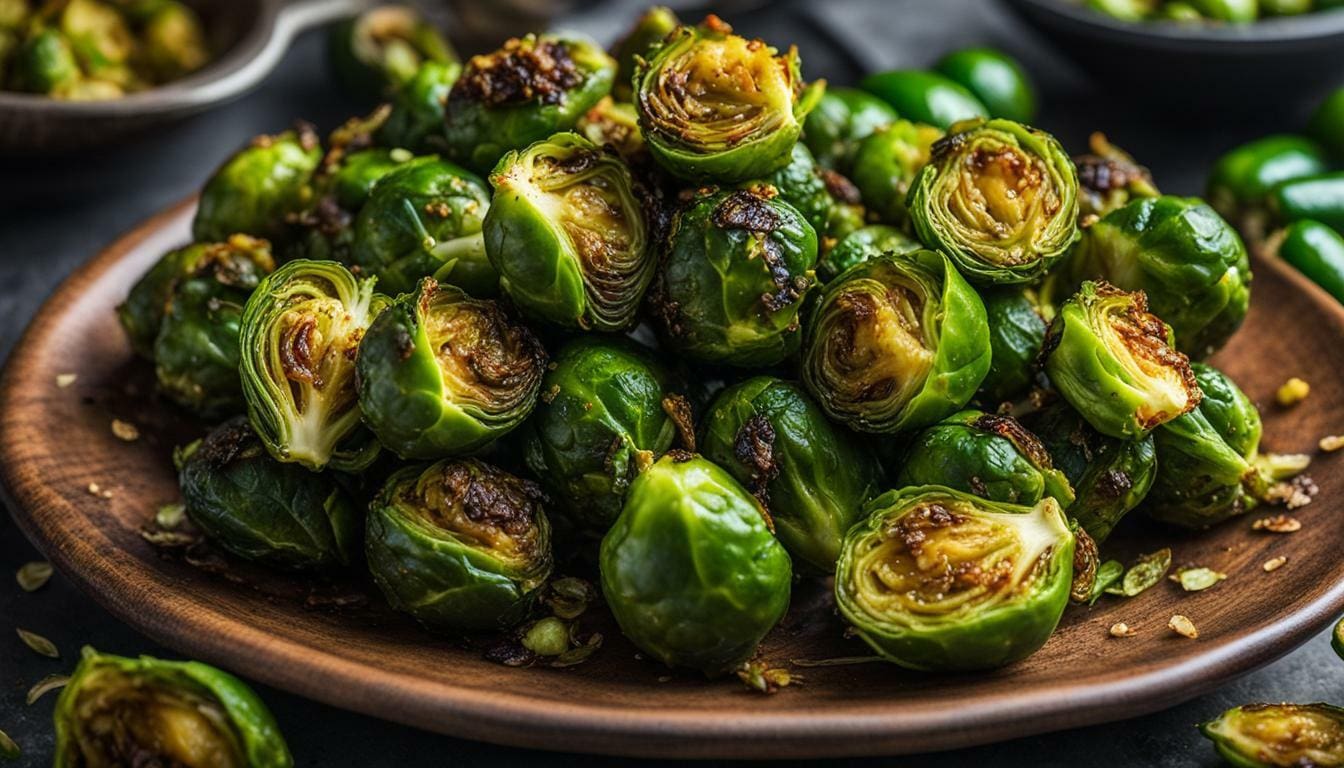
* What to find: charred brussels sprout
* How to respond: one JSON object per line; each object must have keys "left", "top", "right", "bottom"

{"left": 817, "top": 224, "right": 921, "bottom": 283}
{"left": 53, "top": 647, "right": 292, "bottom": 768}
{"left": 764, "top": 142, "right": 864, "bottom": 247}
{"left": 444, "top": 33, "right": 616, "bottom": 174}
{"left": 835, "top": 486, "right": 1074, "bottom": 671}
{"left": 1201, "top": 704, "right": 1344, "bottom": 768}
{"left": 802, "top": 86, "right": 899, "bottom": 171}
{"left": 801, "top": 250, "right": 990, "bottom": 434}
{"left": 933, "top": 47, "right": 1037, "bottom": 124}
{"left": 1073, "top": 132, "right": 1159, "bottom": 219}
{"left": 485, "top": 132, "right": 653, "bottom": 331}
{"left": 193, "top": 125, "right": 322, "bottom": 244}
{"left": 328, "top": 5, "right": 457, "bottom": 99}
{"left": 599, "top": 453, "right": 792, "bottom": 675}
{"left": 894, "top": 410, "right": 1074, "bottom": 507}
{"left": 357, "top": 279, "right": 546, "bottom": 459}
{"left": 650, "top": 188, "right": 818, "bottom": 367}
{"left": 611, "top": 5, "right": 679, "bottom": 102}
{"left": 909, "top": 118, "right": 1079, "bottom": 284}
{"left": 367, "top": 459, "right": 553, "bottom": 631}
{"left": 239, "top": 259, "right": 389, "bottom": 471}
{"left": 179, "top": 418, "right": 359, "bottom": 569}
{"left": 633, "top": 15, "right": 823, "bottom": 183}
{"left": 850, "top": 120, "right": 943, "bottom": 226}
{"left": 701, "top": 376, "right": 880, "bottom": 572}
{"left": 1043, "top": 281, "right": 1200, "bottom": 440}
{"left": 377, "top": 60, "right": 459, "bottom": 152}
{"left": 978, "top": 287, "right": 1046, "bottom": 405}
{"left": 859, "top": 69, "right": 988, "bottom": 130}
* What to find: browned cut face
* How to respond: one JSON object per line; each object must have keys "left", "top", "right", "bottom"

{"left": 412, "top": 460, "right": 545, "bottom": 559}
{"left": 1098, "top": 283, "right": 1201, "bottom": 428}
{"left": 972, "top": 413, "right": 1054, "bottom": 469}
{"left": 454, "top": 37, "right": 580, "bottom": 107}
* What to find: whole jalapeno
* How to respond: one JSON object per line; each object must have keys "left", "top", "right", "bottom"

{"left": 1276, "top": 219, "right": 1344, "bottom": 304}
{"left": 934, "top": 47, "right": 1037, "bottom": 124}
{"left": 858, "top": 69, "right": 988, "bottom": 130}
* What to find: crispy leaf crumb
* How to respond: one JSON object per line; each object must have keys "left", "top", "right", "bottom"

{"left": 25, "top": 674, "right": 69, "bottom": 705}
{"left": 1263, "top": 556, "right": 1287, "bottom": 572}
{"left": 16, "top": 628, "right": 58, "bottom": 658}
{"left": 15, "top": 562, "right": 52, "bottom": 592}
{"left": 110, "top": 419, "right": 139, "bottom": 442}
{"left": 1168, "top": 614, "right": 1198, "bottom": 639}
{"left": 54, "top": 373, "right": 77, "bottom": 388}
{"left": 1252, "top": 514, "right": 1302, "bottom": 533}
{"left": 737, "top": 661, "right": 798, "bottom": 694}
{"left": 1320, "top": 435, "right": 1344, "bottom": 452}
{"left": 1109, "top": 622, "right": 1136, "bottom": 638}
{"left": 1276, "top": 377, "right": 1310, "bottom": 406}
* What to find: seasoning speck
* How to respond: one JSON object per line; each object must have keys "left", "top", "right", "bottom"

{"left": 1320, "top": 435, "right": 1344, "bottom": 452}
{"left": 1109, "top": 622, "right": 1136, "bottom": 638}
{"left": 1263, "top": 556, "right": 1287, "bottom": 572}
{"left": 55, "top": 373, "right": 77, "bottom": 388}
{"left": 1276, "top": 377, "right": 1310, "bottom": 406}
{"left": 1168, "top": 615, "right": 1199, "bottom": 639}
{"left": 110, "top": 419, "right": 139, "bottom": 442}
{"left": 1252, "top": 514, "right": 1302, "bottom": 533}
{"left": 15, "top": 561, "right": 52, "bottom": 592}
{"left": 16, "top": 628, "right": 58, "bottom": 658}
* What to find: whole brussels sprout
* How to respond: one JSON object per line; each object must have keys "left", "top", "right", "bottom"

{"left": 858, "top": 69, "right": 988, "bottom": 130}
{"left": 834, "top": 486, "right": 1074, "bottom": 671}
{"left": 611, "top": 5, "right": 679, "bottom": 102}
{"left": 908, "top": 118, "right": 1079, "bottom": 285}
{"left": 599, "top": 452, "right": 792, "bottom": 675}
{"left": 12, "top": 28, "right": 80, "bottom": 94}
{"left": 239, "top": 259, "right": 390, "bottom": 471}
{"left": 53, "top": 647, "right": 292, "bottom": 768}
{"left": 484, "top": 132, "right": 654, "bottom": 331}
{"left": 377, "top": 60, "right": 460, "bottom": 153}
{"left": 285, "top": 143, "right": 414, "bottom": 265}
{"left": 349, "top": 156, "right": 494, "bottom": 297}
{"left": 802, "top": 86, "right": 899, "bottom": 171}
{"left": 522, "top": 338, "right": 682, "bottom": 536}
{"left": 367, "top": 459, "right": 553, "bottom": 631}
{"left": 140, "top": 1, "right": 209, "bottom": 82}
{"left": 356, "top": 279, "right": 546, "bottom": 459}
{"left": 328, "top": 4, "right": 457, "bottom": 99}
{"left": 817, "top": 224, "right": 922, "bottom": 284}
{"left": 801, "top": 250, "right": 991, "bottom": 434}
{"left": 1043, "top": 281, "right": 1200, "bottom": 440}
{"left": 849, "top": 120, "right": 943, "bottom": 226}
{"left": 978, "top": 286, "right": 1046, "bottom": 405}
{"left": 763, "top": 142, "right": 865, "bottom": 248}
{"left": 633, "top": 15, "right": 823, "bottom": 183}
{"left": 894, "top": 410, "right": 1074, "bottom": 508}
{"left": 444, "top": 33, "right": 616, "bottom": 174}
{"left": 1201, "top": 704, "right": 1344, "bottom": 768}
{"left": 649, "top": 188, "right": 818, "bottom": 367}
{"left": 701, "top": 376, "right": 881, "bottom": 572}
{"left": 193, "top": 124, "right": 323, "bottom": 244}
{"left": 1073, "top": 132, "right": 1159, "bottom": 219}
{"left": 179, "top": 417, "right": 359, "bottom": 569}
{"left": 1024, "top": 403, "right": 1156, "bottom": 542}
{"left": 934, "top": 47, "right": 1036, "bottom": 124}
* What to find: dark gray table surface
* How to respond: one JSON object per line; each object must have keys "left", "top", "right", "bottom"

{"left": 2, "top": 1, "right": 1341, "bottom": 765}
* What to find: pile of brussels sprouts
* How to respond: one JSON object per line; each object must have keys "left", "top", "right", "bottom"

{"left": 115, "top": 4, "right": 1311, "bottom": 684}
{"left": 1082, "top": 0, "right": 1344, "bottom": 23}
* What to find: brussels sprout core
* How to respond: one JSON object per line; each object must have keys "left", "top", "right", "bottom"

{"left": 1201, "top": 704, "right": 1344, "bottom": 768}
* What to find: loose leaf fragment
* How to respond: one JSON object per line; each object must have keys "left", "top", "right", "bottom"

{"left": 110, "top": 419, "right": 140, "bottom": 442}
{"left": 15, "top": 561, "right": 52, "bottom": 592}
{"left": 737, "top": 660, "right": 799, "bottom": 694}
{"left": 1089, "top": 560, "right": 1124, "bottom": 605}
{"left": 550, "top": 631, "right": 602, "bottom": 668}
{"left": 155, "top": 503, "right": 186, "bottom": 529}
{"left": 55, "top": 373, "right": 76, "bottom": 388}
{"left": 1169, "top": 614, "right": 1199, "bottom": 639}
{"left": 1106, "top": 548, "right": 1172, "bottom": 597}
{"left": 1321, "top": 435, "right": 1344, "bottom": 453}
{"left": 16, "top": 628, "right": 58, "bottom": 658}
{"left": 1109, "top": 622, "right": 1137, "bottom": 638}
{"left": 1263, "top": 556, "right": 1287, "bottom": 572}
{"left": 0, "top": 728, "right": 17, "bottom": 760}
{"left": 1175, "top": 567, "right": 1227, "bottom": 592}
{"left": 26, "top": 674, "right": 69, "bottom": 705}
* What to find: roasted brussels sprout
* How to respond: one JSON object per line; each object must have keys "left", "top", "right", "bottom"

{"left": 649, "top": 188, "right": 818, "bottom": 367}
{"left": 576, "top": 96, "right": 646, "bottom": 162}
{"left": 367, "top": 459, "right": 553, "bottom": 631}
{"left": 484, "top": 132, "right": 653, "bottom": 331}
{"left": 1043, "top": 281, "right": 1200, "bottom": 440}
{"left": 12, "top": 28, "right": 80, "bottom": 94}
{"left": 599, "top": 452, "right": 792, "bottom": 675}
{"left": 764, "top": 142, "right": 864, "bottom": 247}
{"left": 53, "top": 647, "right": 292, "bottom": 768}
{"left": 859, "top": 69, "right": 988, "bottom": 130}
{"left": 849, "top": 120, "right": 944, "bottom": 226}
{"left": 934, "top": 47, "right": 1036, "bottom": 124}
{"left": 357, "top": 279, "right": 546, "bottom": 459}
{"left": 349, "top": 156, "right": 493, "bottom": 297}
{"left": 835, "top": 486, "right": 1074, "bottom": 671}
{"left": 633, "top": 15, "right": 823, "bottom": 183}
{"left": 1025, "top": 403, "right": 1157, "bottom": 542}
{"left": 376, "top": 60, "right": 459, "bottom": 153}
{"left": 817, "top": 223, "right": 922, "bottom": 283}
{"left": 444, "top": 33, "right": 616, "bottom": 174}
{"left": 802, "top": 86, "right": 899, "bottom": 171}
{"left": 1270, "top": 172, "right": 1344, "bottom": 235}
{"left": 1206, "top": 134, "right": 1327, "bottom": 234}
{"left": 239, "top": 259, "right": 389, "bottom": 471}
{"left": 1310, "top": 87, "right": 1344, "bottom": 161}
{"left": 908, "top": 118, "right": 1079, "bottom": 284}
{"left": 801, "top": 250, "right": 990, "bottom": 434}
{"left": 701, "top": 376, "right": 880, "bottom": 572}
{"left": 1201, "top": 703, "right": 1344, "bottom": 768}
{"left": 193, "top": 125, "right": 323, "bottom": 244}
{"left": 140, "top": 1, "right": 209, "bottom": 82}
{"left": 328, "top": 4, "right": 457, "bottom": 99}
{"left": 179, "top": 417, "right": 359, "bottom": 569}
{"left": 611, "top": 5, "right": 679, "bottom": 102}
{"left": 1274, "top": 218, "right": 1344, "bottom": 303}
{"left": 1073, "top": 132, "right": 1159, "bottom": 219}
{"left": 978, "top": 287, "right": 1046, "bottom": 405}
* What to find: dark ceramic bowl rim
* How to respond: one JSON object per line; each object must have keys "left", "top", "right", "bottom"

{"left": 1012, "top": 0, "right": 1344, "bottom": 49}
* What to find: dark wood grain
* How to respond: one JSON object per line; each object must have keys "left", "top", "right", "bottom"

{"left": 3, "top": 199, "right": 1344, "bottom": 759}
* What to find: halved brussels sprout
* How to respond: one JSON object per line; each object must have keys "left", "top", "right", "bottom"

{"left": 802, "top": 86, "right": 899, "bottom": 172}
{"left": 444, "top": 33, "right": 616, "bottom": 174}
{"left": 649, "top": 188, "right": 818, "bottom": 367}
{"left": 633, "top": 15, "right": 823, "bottom": 183}
{"left": 701, "top": 376, "right": 880, "bottom": 572}
{"left": 908, "top": 118, "right": 1079, "bottom": 285}
{"left": 611, "top": 5, "right": 679, "bottom": 102}
{"left": 764, "top": 142, "right": 865, "bottom": 250}
{"left": 484, "top": 132, "right": 653, "bottom": 331}
{"left": 1073, "top": 132, "right": 1159, "bottom": 219}
{"left": 1201, "top": 704, "right": 1344, "bottom": 768}
{"left": 835, "top": 486, "right": 1074, "bottom": 671}
{"left": 1043, "top": 281, "right": 1200, "bottom": 440}
{"left": 357, "top": 279, "right": 546, "bottom": 459}
{"left": 800, "top": 250, "right": 990, "bottom": 434}
{"left": 193, "top": 125, "right": 323, "bottom": 244}
{"left": 894, "top": 410, "right": 1074, "bottom": 507}
{"left": 849, "top": 119, "right": 944, "bottom": 226}
{"left": 328, "top": 4, "right": 457, "bottom": 99}
{"left": 522, "top": 338, "right": 680, "bottom": 536}
{"left": 239, "top": 259, "right": 389, "bottom": 471}
{"left": 377, "top": 60, "right": 460, "bottom": 153}
{"left": 978, "top": 286, "right": 1046, "bottom": 405}
{"left": 366, "top": 459, "right": 553, "bottom": 631}
{"left": 816, "top": 224, "right": 922, "bottom": 283}
{"left": 140, "top": 1, "right": 209, "bottom": 82}
{"left": 599, "top": 452, "right": 792, "bottom": 675}
{"left": 53, "top": 647, "right": 292, "bottom": 768}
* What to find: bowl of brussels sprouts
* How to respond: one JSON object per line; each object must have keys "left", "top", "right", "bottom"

{"left": 5, "top": 5, "right": 1344, "bottom": 760}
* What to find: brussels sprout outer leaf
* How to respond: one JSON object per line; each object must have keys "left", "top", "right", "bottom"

{"left": 977, "top": 287, "right": 1046, "bottom": 404}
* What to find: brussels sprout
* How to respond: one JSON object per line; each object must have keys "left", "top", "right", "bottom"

{"left": 1201, "top": 704, "right": 1344, "bottom": 768}
{"left": 53, "top": 647, "right": 292, "bottom": 768}
{"left": 1274, "top": 219, "right": 1344, "bottom": 303}
{"left": 12, "top": 28, "right": 80, "bottom": 94}
{"left": 934, "top": 47, "right": 1036, "bottom": 124}
{"left": 802, "top": 86, "right": 899, "bottom": 172}
{"left": 633, "top": 15, "right": 823, "bottom": 183}
{"left": 328, "top": 5, "right": 457, "bottom": 99}
{"left": 1262, "top": 0, "right": 1313, "bottom": 14}
{"left": 444, "top": 33, "right": 616, "bottom": 174}
{"left": 357, "top": 279, "right": 545, "bottom": 459}
{"left": 817, "top": 223, "right": 922, "bottom": 283}
{"left": 349, "top": 156, "right": 494, "bottom": 297}
{"left": 178, "top": 417, "right": 358, "bottom": 569}
{"left": 1073, "top": 132, "right": 1159, "bottom": 219}
{"left": 649, "top": 188, "right": 818, "bottom": 367}
{"left": 701, "top": 376, "right": 881, "bottom": 572}
{"left": 1025, "top": 403, "right": 1156, "bottom": 542}
{"left": 611, "top": 5, "right": 679, "bottom": 102}
{"left": 1206, "top": 135, "right": 1327, "bottom": 234}
{"left": 61, "top": 0, "right": 134, "bottom": 73}
{"left": 1270, "top": 172, "right": 1344, "bottom": 235}
{"left": 1309, "top": 87, "right": 1344, "bottom": 161}
{"left": 376, "top": 60, "right": 460, "bottom": 153}
{"left": 599, "top": 452, "right": 791, "bottom": 675}
{"left": 894, "top": 410, "right": 1074, "bottom": 507}
{"left": 849, "top": 120, "right": 943, "bottom": 226}
{"left": 858, "top": 69, "right": 988, "bottom": 130}
{"left": 484, "top": 132, "right": 653, "bottom": 331}
{"left": 193, "top": 125, "right": 323, "bottom": 244}
{"left": 239, "top": 259, "right": 389, "bottom": 471}
{"left": 763, "top": 142, "right": 865, "bottom": 247}
{"left": 1189, "top": 0, "right": 1258, "bottom": 21}
{"left": 835, "top": 486, "right": 1074, "bottom": 671}
{"left": 978, "top": 287, "right": 1046, "bottom": 405}
{"left": 576, "top": 96, "right": 646, "bottom": 161}
{"left": 908, "top": 118, "right": 1079, "bottom": 285}
{"left": 367, "top": 459, "right": 553, "bottom": 631}
{"left": 801, "top": 250, "right": 990, "bottom": 434}
{"left": 1158, "top": 2, "right": 1205, "bottom": 19}
{"left": 140, "top": 1, "right": 209, "bottom": 82}
{"left": 522, "top": 338, "right": 680, "bottom": 535}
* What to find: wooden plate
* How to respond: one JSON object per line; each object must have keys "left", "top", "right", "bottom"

{"left": 4, "top": 199, "right": 1344, "bottom": 759}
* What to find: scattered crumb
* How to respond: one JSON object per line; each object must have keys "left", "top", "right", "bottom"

{"left": 1276, "top": 377, "right": 1310, "bottom": 407}
{"left": 736, "top": 661, "right": 798, "bottom": 694}
{"left": 86, "top": 482, "right": 100, "bottom": 496}
{"left": 1263, "top": 556, "right": 1287, "bottom": 572}
{"left": 110, "top": 419, "right": 139, "bottom": 442}
{"left": 1168, "top": 615, "right": 1199, "bottom": 639}
{"left": 657, "top": 675, "right": 672, "bottom": 683}
{"left": 1320, "top": 435, "right": 1344, "bottom": 453}
{"left": 54, "top": 373, "right": 77, "bottom": 388}
{"left": 1109, "top": 622, "right": 1136, "bottom": 638}
{"left": 1252, "top": 514, "right": 1302, "bottom": 533}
